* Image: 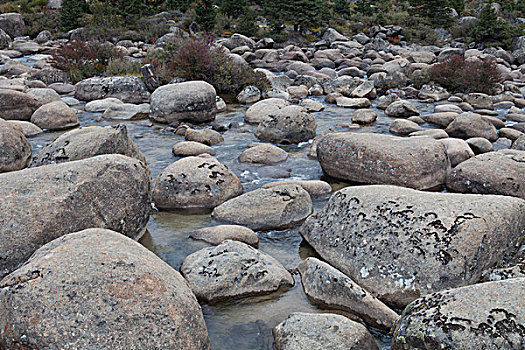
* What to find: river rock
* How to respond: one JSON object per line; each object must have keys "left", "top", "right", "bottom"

{"left": 464, "top": 92, "right": 494, "bottom": 110}
{"left": 418, "top": 84, "right": 450, "bottom": 101}
{"left": 512, "top": 135, "right": 525, "bottom": 150}
{"left": 30, "top": 101, "right": 79, "bottom": 130}
{"left": 317, "top": 132, "right": 449, "bottom": 190}
{"left": 0, "top": 13, "right": 25, "bottom": 38}
{"left": 212, "top": 184, "right": 313, "bottom": 230}
{"left": 0, "top": 154, "right": 151, "bottom": 278}
{"left": 0, "top": 118, "right": 31, "bottom": 173}
{"left": 391, "top": 278, "right": 525, "bottom": 350}
{"left": 75, "top": 76, "right": 150, "bottom": 103}
{"left": 152, "top": 156, "right": 242, "bottom": 210}
{"left": 500, "top": 127, "right": 523, "bottom": 141}
{"left": 421, "top": 112, "right": 458, "bottom": 127}
{"left": 150, "top": 81, "right": 216, "bottom": 123}
{"left": 299, "top": 185, "right": 525, "bottom": 308}
{"left": 6, "top": 120, "right": 42, "bottom": 137}
{"left": 352, "top": 109, "right": 377, "bottom": 124}
{"left": 245, "top": 98, "right": 290, "bottom": 124}
{"left": 254, "top": 105, "right": 317, "bottom": 144}
{"left": 445, "top": 113, "right": 498, "bottom": 142}
{"left": 172, "top": 141, "right": 216, "bottom": 157}
{"left": 102, "top": 103, "right": 150, "bottom": 120}
{"left": 237, "top": 85, "right": 261, "bottom": 104}
{"left": 0, "top": 89, "right": 41, "bottom": 121}
{"left": 466, "top": 137, "right": 493, "bottom": 154}
{"left": 30, "top": 125, "right": 145, "bottom": 167}
{"left": 389, "top": 119, "right": 422, "bottom": 135}
{"left": 409, "top": 129, "right": 449, "bottom": 139}
{"left": 439, "top": 138, "right": 474, "bottom": 167}
{"left": 26, "top": 88, "right": 61, "bottom": 105}
{"left": 189, "top": 225, "right": 259, "bottom": 247}
{"left": 298, "top": 258, "right": 399, "bottom": 331}
{"left": 273, "top": 313, "right": 378, "bottom": 350}
{"left": 238, "top": 144, "right": 288, "bottom": 165}
{"left": 335, "top": 97, "right": 371, "bottom": 108}
{"left": 435, "top": 104, "right": 463, "bottom": 113}
{"left": 84, "top": 97, "right": 123, "bottom": 112}
{"left": 447, "top": 150, "right": 525, "bottom": 199}
{"left": 181, "top": 240, "right": 293, "bottom": 303}
{"left": 385, "top": 100, "right": 419, "bottom": 118}
{"left": 262, "top": 180, "right": 331, "bottom": 197}
{"left": 0, "top": 228, "right": 210, "bottom": 350}
{"left": 0, "top": 28, "right": 11, "bottom": 49}
{"left": 185, "top": 128, "right": 224, "bottom": 146}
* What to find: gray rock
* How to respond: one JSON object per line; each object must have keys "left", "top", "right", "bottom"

{"left": 298, "top": 258, "right": 399, "bottom": 331}
{"left": 409, "top": 129, "right": 449, "bottom": 139}
{"left": 335, "top": 97, "right": 371, "bottom": 108}
{"left": 255, "top": 105, "right": 316, "bottom": 144}
{"left": 261, "top": 180, "right": 331, "bottom": 197}
{"left": 300, "top": 185, "right": 525, "bottom": 308}
{"left": 445, "top": 113, "right": 498, "bottom": 141}
{"left": 0, "top": 13, "right": 25, "bottom": 38}
{"left": 0, "top": 155, "right": 151, "bottom": 278}
{"left": 435, "top": 104, "right": 463, "bottom": 113}
{"left": 245, "top": 98, "right": 290, "bottom": 125}
{"left": 152, "top": 156, "right": 242, "bottom": 210}
{"left": 466, "top": 137, "right": 493, "bottom": 154}
{"left": 0, "top": 228, "right": 210, "bottom": 350}
{"left": 464, "top": 93, "right": 494, "bottom": 110}
{"left": 212, "top": 184, "right": 313, "bottom": 230}
{"left": 221, "top": 33, "right": 256, "bottom": 50}
{"left": 352, "top": 109, "right": 377, "bottom": 124}
{"left": 389, "top": 119, "right": 422, "bottom": 135}
{"left": 273, "top": 313, "right": 378, "bottom": 350}
{"left": 181, "top": 240, "right": 293, "bottom": 303}
{"left": 6, "top": 120, "right": 42, "bottom": 137}
{"left": 0, "top": 118, "right": 30, "bottom": 173}
{"left": 102, "top": 103, "right": 150, "bottom": 120}
{"left": 317, "top": 133, "right": 450, "bottom": 190}
{"left": 0, "top": 28, "right": 11, "bottom": 49}
{"left": 0, "top": 89, "right": 41, "bottom": 121}
{"left": 421, "top": 112, "right": 458, "bottom": 127}
{"left": 391, "top": 278, "right": 525, "bottom": 350}
{"left": 447, "top": 150, "right": 525, "bottom": 199}
{"left": 172, "top": 141, "right": 216, "bottom": 157}
{"left": 385, "top": 100, "right": 419, "bottom": 118}
{"left": 512, "top": 135, "right": 525, "bottom": 150}
{"left": 30, "top": 101, "right": 79, "bottom": 130}
{"left": 26, "top": 87, "right": 61, "bottom": 105}
{"left": 439, "top": 138, "right": 474, "bottom": 167}
{"left": 35, "top": 30, "right": 52, "bottom": 44}
{"left": 84, "top": 97, "right": 123, "bottom": 112}
{"left": 237, "top": 85, "right": 261, "bottom": 104}
{"left": 75, "top": 76, "right": 150, "bottom": 103}
{"left": 418, "top": 84, "right": 450, "bottom": 101}
{"left": 185, "top": 128, "right": 224, "bottom": 146}
{"left": 189, "top": 225, "right": 259, "bottom": 247}
{"left": 239, "top": 144, "right": 288, "bottom": 165}
{"left": 30, "top": 125, "right": 145, "bottom": 167}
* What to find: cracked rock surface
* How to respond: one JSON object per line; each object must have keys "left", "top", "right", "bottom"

{"left": 181, "top": 240, "right": 294, "bottom": 303}
{"left": 0, "top": 228, "right": 210, "bottom": 350}
{"left": 300, "top": 185, "right": 525, "bottom": 308}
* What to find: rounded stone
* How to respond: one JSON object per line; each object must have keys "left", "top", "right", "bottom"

{"left": 0, "top": 118, "right": 31, "bottom": 173}
{"left": 30, "top": 101, "right": 79, "bottom": 131}
{"left": 238, "top": 144, "right": 288, "bottom": 165}
{"left": 254, "top": 105, "right": 317, "bottom": 144}
{"left": 189, "top": 225, "right": 259, "bottom": 247}
{"left": 172, "top": 141, "right": 217, "bottom": 157}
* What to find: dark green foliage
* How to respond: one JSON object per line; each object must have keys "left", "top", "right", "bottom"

{"left": 448, "top": 0, "right": 464, "bottom": 13}
{"left": 470, "top": 3, "right": 515, "bottom": 48}
{"left": 237, "top": 9, "right": 257, "bottom": 37}
{"left": 165, "top": 0, "right": 193, "bottom": 12}
{"left": 354, "top": 0, "right": 374, "bottom": 16}
{"left": 117, "top": 0, "right": 150, "bottom": 21}
{"left": 334, "top": 0, "right": 351, "bottom": 17}
{"left": 408, "top": 0, "right": 452, "bottom": 27}
{"left": 220, "top": 0, "right": 247, "bottom": 18}
{"left": 263, "top": 0, "right": 329, "bottom": 33}
{"left": 59, "top": 0, "right": 87, "bottom": 31}
{"left": 195, "top": 0, "right": 216, "bottom": 32}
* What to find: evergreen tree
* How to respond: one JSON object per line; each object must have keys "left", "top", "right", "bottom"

{"left": 263, "top": 0, "right": 328, "bottom": 33}
{"left": 470, "top": 3, "right": 513, "bottom": 46}
{"left": 60, "top": 0, "right": 87, "bottom": 31}
{"left": 237, "top": 9, "right": 257, "bottom": 37}
{"left": 220, "top": 0, "right": 247, "bottom": 18}
{"left": 195, "top": 0, "right": 216, "bottom": 32}
{"left": 166, "top": 0, "right": 193, "bottom": 12}
{"left": 408, "top": 0, "right": 452, "bottom": 27}
{"left": 117, "top": 0, "right": 149, "bottom": 21}
{"left": 334, "top": 0, "right": 351, "bottom": 17}
{"left": 354, "top": 0, "right": 374, "bottom": 16}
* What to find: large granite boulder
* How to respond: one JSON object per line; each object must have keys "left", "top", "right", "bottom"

{"left": 30, "top": 101, "right": 79, "bottom": 130}
{"left": 317, "top": 132, "right": 450, "bottom": 190}
{"left": 0, "top": 118, "right": 31, "bottom": 173}
{"left": 150, "top": 81, "right": 216, "bottom": 124}
{"left": 392, "top": 278, "right": 525, "bottom": 350}
{"left": 385, "top": 100, "right": 419, "bottom": 118}
{"left": 245, "top": 98, "right": 290, "bottom": 124}
{"left": 0, "top": 13, "right": 25, "bottom": 38}
{"left": 30, "top": 125, "right": 145, "bottom": 167}
{"left": 300, "top": 185, "right": 525, "bottom": 308}
{"left": 75, "top": 76, "right": 150, "bottom": 103}
{"left": 0, "top": 229, "right": 210, "bottom": 349}
{"left": 254, "top": 105, "right": 317, "bottom": 144}
{"left": 445, "top": 113, "right": 498, "bottom": 142}
{"left": 0, "top": 89, "right": 41, "bottom": 121}
{"left": 0, "top": 155, "right": 151, "bottom": 278}
{"left": 181, "top": 240, "right": 293, "bottom": 303}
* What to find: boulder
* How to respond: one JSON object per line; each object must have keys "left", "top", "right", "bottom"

{"left": 466, "top": 137, "right": 493, "bottom": 154}
{"left": 30, "top": 101, "right": 79, "bottom": 130}
{"left": 298, "top": 258, "right": 399, "bottom": 331}
{"left": 102, "top": 103, "right": 150, "bottom": 120}
{"left": 389, "top": 119, "right": 422, "bottom": 135}
{"left": 385, "top": 100, "right": 419, "bottom": 118}
{"left": 6, "top": 120, "right": 42, "bottom": 137}
{"left": 181, "top": 240, "right": 293, "bottom": 303}
{"left": 0, "top": 118, "right": 31, "bottom": 173}
{"left": 245, "top": 98, "right": 290, "bottom": 125}
{"left": 261, "top": 180, "right": 332, "bottom": 197}
{"left": 75, "top": 76, "right": 150, "bottom": 104}
{"left": 439, "top": 138, "right": 475, "bottom": 167}
{"left": 172, "top": 141, "right": 216, "bottom": 157}
{"left": 409, "top": 129, "right": 449, "bottom": 139}
{"left": 0, "top": 13, "right": 25, "bottom": 38}
{"left": 445, "top": 113, "right": 498, "bottom": 142}
{"left": 221, "top": 33, "right": 256, "bottom": 50}
{"left": 391, "top": 278, "right": 525, "bottom": 350}
{"left": 300, "top": 185, "right": 525, "bottom": 308}
{"left": 189, "top": 225, "right": 259, "bottom": 247}
{"left": 418, "top": 84, "right": 450, "bottom": 101}
{"left": 0, "top": 229, "right": 210, "bottom": 350}
{"left": 335, "top": 97, "right": 371, "bottom": 108}
{"left": 185, "top": 128, "right": 224, "bottom": 146}
{"left": 150, "top": 81, "right": 216, "bottom": 123}
{"left": 254, "top": 105, "right": 317, "bottom": 144}
{"left": 0, "top": 28, "right": 11, "bottom": 49}
{"left": 26, "top": 88, "right": 61, "bottom": 105}
{"left": 84, "top": 97, "right": 123, "bottom": 112}
{"left": 238, "top": 144, "right": 288, "bottom": 165}
{"left": 237, "top": 85, "right": 261, "bottom": 104}
{"left": 434, "top": 104, "right": 463, "bottom": 113}
{"left": 212, "top": 184, "right": 313, "bottom": 230}
{"left": 30, "top": 125, "right": 145, "bottom": 167}
{"left": 447, "top": 150, "right": 525, "bottom": 199}
{"left": 512, "top": 135, "right": 525, "bottom": 151}
{"left": 464, "top": 93, "right": 494, "bottom": 110}
{"left": 352, "top": 109, "right": 377, "bottom": 124}
{"left": 152, "top": 156, "right": 242, "bottom": 210}
{"left": 0, "top": 155, "right": 151, "bottom": 278}
{"left": 0, "top": 89, "right": 41, "bottom": 121}
{"left": 421, "top": 112, "right": 458, "bottom": 127}
{"left": 317, "top": 132, "right": 450, "bottom": 190}
{"left": 273, "top": 313, "right": 378, "bottom": 350}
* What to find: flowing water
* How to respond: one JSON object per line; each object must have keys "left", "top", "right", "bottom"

{"left": 27, "top": 94, "right": 514, "bottom": 350}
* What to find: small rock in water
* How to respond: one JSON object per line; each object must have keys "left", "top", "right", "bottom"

{"left": 189, "top": 225, "right": 259, "bottom": 247}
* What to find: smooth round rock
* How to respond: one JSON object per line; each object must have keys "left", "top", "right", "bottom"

{"left": 385, "top": 100, "right": 419, "bottom": 118}
{"left": 0, "top": 89, "right": 41, "bottom": 121}
{"left": 254, "top": 105, "right": 317, "bottom": 144}
{"left": 352, "top": 109, "right": 377, "bottom": 124}
{"left": 189, "top": 225, "right": 259, "bottom": 247}
{"left": 238, "top": 144, "right": 288, "bottom": 165}
{"left": 7, "top": 120, "right": 42, "bottom": 137}
{"left": 466, "top": 137, "right": 493, "bottom": 154}
{"left": 261, "top": 180, "right": 332, "bottom": 197}
{"left": 185, "top": 128, "right": 224, "bottom": 146}
{"left": 0, "top": 118, "right": 31, "bottom": 173}
{"left": 30, "top": 101, "right": 79, "bottom": 130}
{"left": 172, "top": 141, "right": 217, "bottom": 157}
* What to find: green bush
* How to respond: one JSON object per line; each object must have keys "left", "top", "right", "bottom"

{"left": 105, "top": 58, "right": 142, "bottom": 77}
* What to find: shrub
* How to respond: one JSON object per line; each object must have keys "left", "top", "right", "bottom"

{"left": 105, "top": 58, "right": 142, "bottom": 77}
{"left": 59, "top": 0, "right": 87, "bottom": 31}
{"left": 23, "top": 9, "right": 59, "bottom": 37}
{"left": 428, "top": 55, "right": 502, "bottom": 95}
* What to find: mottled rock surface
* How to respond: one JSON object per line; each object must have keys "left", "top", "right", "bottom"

{"left": 189, "top": 225, "right": 259, "bottom": 247}
{"left": 75, "top": 76, "right": 150, "bottom": 103}
{"left": 0, "top": 118, "right": 31, "bottom": 173}
{"left": 255, "top": 105, "right": 317, "bottom": 144}
{"left": 0, "top": 89, "right": 41, "bottom": 121}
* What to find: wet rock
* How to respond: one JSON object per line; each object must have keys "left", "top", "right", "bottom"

{"left": 299, "top": 99, "right": 324, "bottom": 112}
{"left": 30, "top": 125, "right": 145, "bottom": 167}
{"left": 239, "top": 144, "right": 288, "bottom": 165}
{"left": 262, "top": 180, "right": 331, "bottom": 197}
{"left": 185, "top": 128, "right": 224, "bottom": 146}
{"left": 181, "top": 240, "right": 293, "bottom": 303}
{"left": 245, "top": 98, "right": 290, "bottom": 125}
{"left": 445, "top": 113, "right": 498, "bottom": 142}
{"left": 0, "top": 228, "right": 210, "bottom": 350}
{"left": 466, "top": 137, "right": 493, "bottom": 154}
{"left": 26, "top": 87, "right": 61, "bottom": 105}
{"left": 435, "top": 104, "right": 463, "bottom": 113}
{"left": 152, "top": 156, "right": 242, "bottom": 210}
{"left": 0, "top": 155, "right": 151, "bottom": 278}
{"left": 237, "top": 85, "right": 261, "bottom": 104}
{"left": 6, "top": 120, "right": 42, "bottom": 137}
{"left": 335, "top": 97, "right": 371, "bottom": 108}
{"left": 298, "top": 258, "right": 399, "bottom": 331}
{"left": 500, "top": 128, "right": 523, "bottom": 142}
{"left": 0, "top": 89, "right": 41, "bottom": 121}
{"left": 408, "top": 129, "right": 448, "bottom": 139}
{"left": 391, "top": 278, "right": 525, "bottom": 350}
{"left": 300, "top": 185, "right": 525, "bottom": 308}
{"left": 75, "top": 76, "right": 150, "bottom": 104}
{"left": 212, "top": 184, "right": 313, "bottom": 230}
{"left": 421, "top": 112, "right": 458, "bottom": 127}
{"left": 0, "top": 13, "right": 25, "bottom": 38}
{"left": 0, "top": 118, "right": 31, "bottom": 173}
{"left": 389, "top": 119, "right": 422, "bottom": 135}
{"left": 102, "top": 103, "right": 150, "bottom": 120}
{"left": 351, "top": 80, "right": 376, "bottom": 98}
{"left": 151, "top": 81, "right": 216, "bottom": 124}
{"left": 418, "top": 84, "right": 450, "bottom": 101}
{"left": 254, "top": 105, "right": 317, "bottom": 144}
{"left": 464, "top": 92, "right": 494, "bottom": 110}
{"left": 273, "top": 313, "right": 378, "bottom": 350}
{"left": 439, "top": 138, "right": 474, "bottom": 167}
{"left": 189, "top": 225, "right": 259, "bottom": 247}
{"left": 30, "top": 101, "right": 79, "bottom": 130}
{"left": 84, "top": 97, "right": 123, "bottom": 112}
{"left": 317, "top": 132, "right": 449, "bottom": 190}
{"left": 172, "top": 141, "right": 216, "bottom": 157}
{"left": 352, "top": 109, "right": 377, "bottom": 124}
{"left": 385, "top": 100, "right": 419, "bottom": 118}
{"left": 447, "top": 150, "right": 525, "bottom": 199}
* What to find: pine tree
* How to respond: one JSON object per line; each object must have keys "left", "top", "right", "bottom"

{"left": 237, "top": 9, "right": 257, "bottom": 37}
{"left": 470, "top": 3, "right": 513, "bottom": 46}
{"left": 220, "top": 0, "right": 247, "bottom": 18}
{"left": 165, "top": 0, "right": 193, "bottom": 12}
{"left": 354, "top": 0, "right": 374, "bottom": 16}
{"left": 60, "top": 0, "right": 87, "bottom": 31}
{"left": 334, "top": 0, "right": 351, "bottom": 17}
{"left": 117, "top": 0, "right": 149, "bottom": 21}
{"left": 408, "top": 0, "right": 452, "bottom": 27}
{"left": 195, "top": 0, "right": 217, "bottom": 32}
{"left": 263, "top": 0, "right": 328, "bottom": 33}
